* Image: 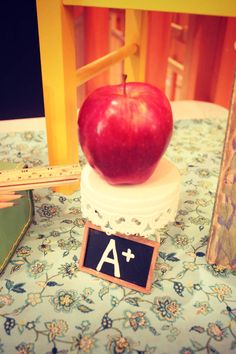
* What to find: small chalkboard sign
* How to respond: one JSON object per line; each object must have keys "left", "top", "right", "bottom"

{"left": 79, "top": 222, "right": 160, "bottom": 293}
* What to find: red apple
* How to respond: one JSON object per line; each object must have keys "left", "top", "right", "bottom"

{"left": 78, "top": 79, "right": 173, "bottom": 185}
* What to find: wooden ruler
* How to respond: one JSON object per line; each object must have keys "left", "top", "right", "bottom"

{"left": 0, "top": 164, "right": 81, "bottom": 192}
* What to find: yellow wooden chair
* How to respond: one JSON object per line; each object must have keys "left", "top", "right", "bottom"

{"left": 36, "top": 0, "right": 236, "bottom": 194}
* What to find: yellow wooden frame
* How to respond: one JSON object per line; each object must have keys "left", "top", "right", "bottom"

{"left": 64, "top": 0, "right": 236, "bottom": 17}
{"left": 36, "top": 0, "right": 236, "bottom": 194}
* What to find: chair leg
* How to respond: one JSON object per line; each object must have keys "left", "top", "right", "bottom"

{"left": 36, "top": 0, "right": 79, "bottom": 194}
{"left": 124, "top": 9, "right": 148, "bottom": 82}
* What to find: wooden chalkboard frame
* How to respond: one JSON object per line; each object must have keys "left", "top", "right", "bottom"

{"left": 79, "top": 221, "right": 160, "bottom": 293}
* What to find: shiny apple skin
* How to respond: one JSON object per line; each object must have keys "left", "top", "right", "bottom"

{"left": 78, "top": 82, "right": 173, "bottom": 185}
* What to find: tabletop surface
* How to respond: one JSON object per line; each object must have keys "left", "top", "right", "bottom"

{"left": 0, "top": 103, "right": 236, "bottom": 354}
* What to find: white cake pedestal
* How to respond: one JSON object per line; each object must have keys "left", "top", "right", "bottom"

{"left": 80, "top": 158, "right": 181, "bottom": 241}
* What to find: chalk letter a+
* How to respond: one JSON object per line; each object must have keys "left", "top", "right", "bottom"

{"left": 96, "top": 239, "right": 120, "bottom": 278}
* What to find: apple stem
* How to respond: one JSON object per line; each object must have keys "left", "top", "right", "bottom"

{"left": 122, "top": 74, "right": 127, "bottom": 96}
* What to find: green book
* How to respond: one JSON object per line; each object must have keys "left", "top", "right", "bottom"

{"left": 0, "top": 162, "right": 34, "bottom": 274}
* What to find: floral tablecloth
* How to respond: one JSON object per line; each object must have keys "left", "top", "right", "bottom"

{"left": 0, "top": 118, "right": 236, "bottom": 354}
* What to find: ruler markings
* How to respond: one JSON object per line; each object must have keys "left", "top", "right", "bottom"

{"left": 0, "top": 164, "right": 81, "bottom": 192}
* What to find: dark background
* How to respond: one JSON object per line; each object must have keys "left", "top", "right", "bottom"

{"left": 0, "top": 1, "right": 44, "bottom": 120}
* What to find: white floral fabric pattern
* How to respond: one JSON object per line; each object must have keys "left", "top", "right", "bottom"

{"left": 0, "top": 119, "right": 236, "bottom": 354}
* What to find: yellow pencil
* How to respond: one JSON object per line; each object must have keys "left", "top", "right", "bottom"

{"left": 0, "top": 191, "right": 15, "bottom": 195}
{"left": 0, "top": 194, "right": 23, "bottom": 202}
{"left": 0, "top": 202, "right": 17, "bottom": 209}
